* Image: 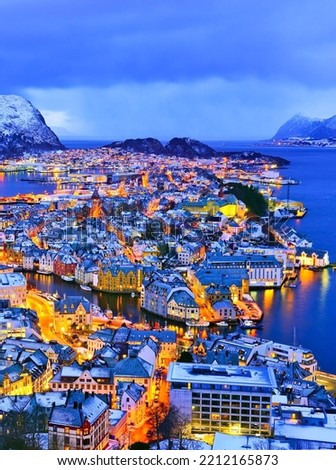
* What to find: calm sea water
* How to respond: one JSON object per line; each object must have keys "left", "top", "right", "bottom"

{"left": 1, "top": 141, "right": 336, "bottom": 373}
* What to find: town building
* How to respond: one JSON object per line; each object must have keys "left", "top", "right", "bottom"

{"left": 206, "top": 253, "right": 285, "bottom": 288}
{"left": 48, "top": 390, "right": 109, "bottom": 450}
{"left": 168, "top": 362, "right": 276, "bottom": 437}
{"left": 53, "top": 296, "right": 92, "bottom": 333}
{"left": 49, "top": 361, "right": 114, "bottom": 398}
{"left": 95, "top": 264, "right": 144, "bottom": 294}
{"left": 0, "top": 272, "right": 27, "bottom": 306}
{"left": 141, "top": 271, "right": 200, "bottom": 322}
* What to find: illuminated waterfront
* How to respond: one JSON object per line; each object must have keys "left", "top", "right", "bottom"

{"left": 2, "top": 142, "right": 336, "bottom": 373}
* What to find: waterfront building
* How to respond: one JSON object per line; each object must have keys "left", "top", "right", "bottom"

{"left": 0, "top": 272, "right": 26, "bottom": 306}
{"left": 167, "top": 362, "right": 276, "bottom": 437}
{"left": 53, "top": 252, "right": 78, "bottom": 277}
{"left": 48, "top": 390, "right": 109, "bottom": 450}
{"left": 167, "top": 290, "right": 200, "bottom": 322}
{"left": 38, "top": 250, "right": 57, "bottom": 273}
{"left": 269, "top": 341, "right": 318, "bottom": 378}
{"left": 22, "top": 250, "right": 36, "bottom": 271}
{"left": 95, "top": 263, "right": 143, "bottom": 293}
{"left": 206, "top": 253, "right": 285, "bottom": 288}
{"left": 295, "top": 247, "right": 330, "bottom": 268}
{"left": 75, "top": 259, "right": 100, "bottom": 285}
{"left": 281, "top": 227, "right": 313, "bottom": 248}
{"left": 141, "top": 271, "right": 200, "bottom": 322}
{"left": 237, "top": 245, "right": 291, "bottom": 271}
{"left": 212, "top": 299, "right": 237, "bottom": 321}
{"left": 53, "top": 296, "right": 92, "bottom": 333}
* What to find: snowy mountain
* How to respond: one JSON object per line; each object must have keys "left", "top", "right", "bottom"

{"left": 273, "top": 113, "right": 336, "bottom": 140}
{"left": 0, "top": 95, "right": 65, "bottom": 156}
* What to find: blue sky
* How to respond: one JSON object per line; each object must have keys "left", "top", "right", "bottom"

{"left": 1, "top": 0, "right": 336, "bottom": 140}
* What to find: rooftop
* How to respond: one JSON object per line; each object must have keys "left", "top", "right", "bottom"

{"left": 167, "top": 362, "right": 277, "bottom": 388}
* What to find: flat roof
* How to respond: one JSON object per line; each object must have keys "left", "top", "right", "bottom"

{"left": 0, "top": 272, "right": 26, "bottom": 287}
{"left": 274, "top": 421, "right": 336, "bottom": 443}
{"left": 167, "top": 362, "right": 277, "bottom": 388}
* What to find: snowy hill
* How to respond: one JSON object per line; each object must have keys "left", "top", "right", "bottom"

{"left": 273, "top": 113, "right": 336, "bottom": 140}
{"left": 0, "top": 95, "right": 65, "bottom": 156}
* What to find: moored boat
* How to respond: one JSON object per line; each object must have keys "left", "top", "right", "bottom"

{"left": 240, "top": 319, "right": 263, "bottom": 330}
{"left": 80, "top": 284, "right": 92, "bottom": 291}
{"left": 186, "top": 319, "right": 210, "bottom": 327}
{"left": 61, "top": 275, "right": 75, "bottom": 282}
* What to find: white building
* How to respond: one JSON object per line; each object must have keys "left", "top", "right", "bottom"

{"left": 213, "top": 335, "right": 318, "bottom": 379}
{"left": 167, "top": 362, "right": 276, "bottom": 437}
{"left": 0, "top": 272, "right": 27, "bottom": 306}
{"left": 39, "top": 250, "right": 56, "bottom": 273}
{"left": 207, "top": 253, "right": 285, "bottom": 288}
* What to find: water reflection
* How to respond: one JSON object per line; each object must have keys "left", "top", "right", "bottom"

{"left": 25, "top": 268, "right": 336, "bottom": 373}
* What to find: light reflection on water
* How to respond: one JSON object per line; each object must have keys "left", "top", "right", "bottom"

{"left": 253, "top": 268, "right": 336, "bottom": 373}
{"left": 3, "top": 145, "right": 336, "bottom": 373}
{"left": 25, "top": 266, "right": 336, "bottom": 373}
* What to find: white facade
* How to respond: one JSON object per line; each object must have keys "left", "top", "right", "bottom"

{"left": 0, "top": 272, "right": 27, "bottom": 306}
{"left": 168, "top": 363, "right": 276, "bottom": 437}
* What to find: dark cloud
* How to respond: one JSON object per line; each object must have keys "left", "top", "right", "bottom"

{"left": 1, "top": 0, "right": 336, "bottom": 90}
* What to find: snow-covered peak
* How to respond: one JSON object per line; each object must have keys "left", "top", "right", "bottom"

{"left": 0, "top": 94, "right": 64, "bottom": 156}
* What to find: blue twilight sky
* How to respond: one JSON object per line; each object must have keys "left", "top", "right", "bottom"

{"left": 1, "top": 0, "right": 336, "bottom": 141}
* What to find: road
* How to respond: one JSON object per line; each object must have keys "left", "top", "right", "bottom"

{"left": 26, "top": 291, "right": 72, "bottom": 347}
{"left": 129, "top": 370, "right": 170, "bottom": 446}
{"left": 316, "top": 371, "right": 336, "bottom": 397}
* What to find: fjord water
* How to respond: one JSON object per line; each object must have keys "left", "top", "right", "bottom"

{"left": 1, "top": 142, "right": 336, "bottom": 373}
{"left": 212, "top": 142, "right": 336, "bottom": 374}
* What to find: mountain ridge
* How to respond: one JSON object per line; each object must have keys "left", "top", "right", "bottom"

{"left": 103, "top": 136, "right": 218, "bottom": 159}
{"left": 273, "top": 113, "right": 336, "bottom": 140}
{"left": 0, "top": 94, "right": 65, "bottom": 156}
